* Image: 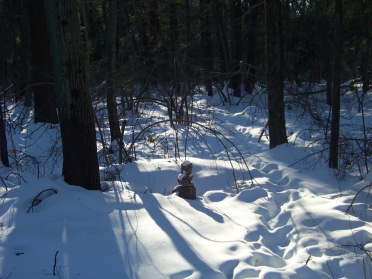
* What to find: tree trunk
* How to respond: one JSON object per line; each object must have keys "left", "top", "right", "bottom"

{"left": 169, "top": 2, "right": 181, "bottom": 96}
{"left": 148, "top": 0, "right": 161, "bottom": 85}
{"left": 245, "top": 0, "right": 260, "bottom": 93}
{"left": 230, "top": 0, "right": 242, "bottom": 97}
{"left": 184, "top": 0, "right": 191, "bottom": 42}
{"left": 28, "top": 0, "right": 58, "bottom": 124}
{"left": 265, "top": 0, "right": 288, "bottom": 149}
{"left": 361, "top": 0, "right": 371, "bottom": 96}
{"left": 212, "top": 1, "right": 229, "bottom": 75}
{"left": 0, "top": 1, "right": 11, "bottom": 166}
{"left": 0, "top": 101, "right": 9, "bottom": 167}
{"left": 328, "top": 0, "right": 343, "bottom": 169}
{"left": 20, "top": 5, "right": 33, "bottom": 107}
{"left": 170, "top": 2, "right": 179, "bottom": 53}
{"left": 318, "top": 0, "right": 332, "bottom": 106}
{"left": 106, "top": 0, "right": 121, "bottom": 142}
{"left": 44, "top": 0, "right": 101, "bottom": 190}
{"left": 8, "top": 0, "right": 32, "bottom": 105}
{"left": 0, "top": 4, "right": 10, "bottom": 87}
{"left": 200, "top": 0, "right": 213, "bottom": 96}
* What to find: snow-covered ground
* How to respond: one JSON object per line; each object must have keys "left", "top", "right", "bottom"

{"left": 0, "top": 84, "right": 371, "bottom": 278}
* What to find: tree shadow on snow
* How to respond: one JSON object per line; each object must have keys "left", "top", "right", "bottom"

{"left": 141, "top": 193, "right": 225, "bottom": 278}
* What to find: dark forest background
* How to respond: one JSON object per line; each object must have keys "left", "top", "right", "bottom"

{"left": 0, "top": 0, "right": 371, "bottom": 189}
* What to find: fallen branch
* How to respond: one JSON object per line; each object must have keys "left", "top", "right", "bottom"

{"left": 27, "top": 188, "right": 58, "bottom": 213}
{"left": 53, "top": 250, "right": 59, "bottom": 276}
{"left": 258, "top": 121, "right": 268, "bottom": 143}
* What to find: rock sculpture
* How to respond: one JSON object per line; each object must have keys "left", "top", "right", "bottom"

{"left": 172, "top": 160, "right": 196, "bottom": 200}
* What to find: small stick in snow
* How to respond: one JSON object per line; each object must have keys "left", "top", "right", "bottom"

{"left": 53, "top": 250, "right": 59, "bottom": 276}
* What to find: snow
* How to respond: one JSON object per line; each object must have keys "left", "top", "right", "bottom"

{"left": 0, "top": 84, "right": 371, "bottom": 279}
{"left": 182, "top": 160, "right": 192, "bottom": 167}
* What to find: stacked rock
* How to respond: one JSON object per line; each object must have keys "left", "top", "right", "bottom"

{"left": 172, "top": 160, "right": 196, "bottom": 200}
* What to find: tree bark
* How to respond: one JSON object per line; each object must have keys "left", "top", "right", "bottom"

{"left": 0, "top": 4, "right": 11, "bottom": 166}
{"left": 0, "top": 101, "right": 9, "bottom": 167}
{"left": 0, "top": 4, "right": 10, "bottom": 87}
{"left": 245, "top": 0, "right": 260, "bottom": 93}
{"left": 230, "top": 0, "right": 242, "bottom": 97}
{"left": 212, "top": 1, "right": 229, "bottom": 75}
{"left": 361, "top": 0, "right": 371, "bottom": 95}
{"left": 20, "top": 5, "right": 33, "bottom": 107}
{"left": 328, "top": 0, "right": 343, "bottom": 169}
{"left": 7, "top": 0, "right": 32, "bottom": 105}
{"left": 265, "top": 0, "right": 288, "bottom": 148}
{"left": 106, "top": 0, "right": 121, "bottom": 142}
{"left": 148, "top": 0, "right": 161, "bottom": 85}
{"left": 318, "top": 0, "right": 332, "bottom": 106}
{"left": 170, "top": 2, "right": 179, "bottom": 53}
{"left": 169, "top": 2, "right": 181, "bottom": 96}
{"left": 200, "top": 0, "right": 213, "bottom": 96}
{"left": 44, "top": 0, "right": 101, "bottom": 190}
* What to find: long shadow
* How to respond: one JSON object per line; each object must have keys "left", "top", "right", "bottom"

{"left": 0, "top": 183, "right": 132, "bottom": 279}
{"left": 109, "top": 183, "right": 168, "bottom": 278}
{"left": 185, "top": 198, "right": 224, "bottom": 223}
{"left": 141, "top": 193, "right": 226, "bottom": 278}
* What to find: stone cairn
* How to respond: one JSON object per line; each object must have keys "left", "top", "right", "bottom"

{"left": 172, "top": 160, "right": 196, "bottom": 200}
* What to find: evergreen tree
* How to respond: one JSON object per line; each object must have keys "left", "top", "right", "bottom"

{"left": 44, "top": 0, "right": 101, "bottom": 190}
{"left": 265, "top": 0, "right": 288, "bottom": 148}
{"left": 329, "top": 0, "right": 343, "bottom": 169}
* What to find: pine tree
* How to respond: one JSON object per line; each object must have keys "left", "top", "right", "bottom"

{"left": 265, "top": 0, "right": 288, "bottom": 148}
{"left": 44, "top": 0, "right": 101, "bottom": 190}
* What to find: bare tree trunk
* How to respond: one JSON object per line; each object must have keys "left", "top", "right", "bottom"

{"left": 318, "top": 0, "right": 333, "bottom": 106}
{"left": 329, "top": 0, "right": 343, "bottom": 169}
{"left": 265, "top": 0, "right": 288, "bottom": 149}
{"left": 212, "top": 1, "right": 229, "bottom": 75}
{"left": 200, "top": 0, "right": 213, "bottom": 96}
{"left": 184, "top": 0, "right": 191, "bottom": 42}
{"left": 169, "top": 2, "right": 179, "bottom": 53}
{"left": 106, "top": 0, "right": 121, "bottom": 142}
{"left": 0, "top": 100, "right": 9, "bottom": 167}
{"left": 148, "top": 0, "right": 161, "bottom": 85}
{"left": 44, "top": 0, "right": 101, "bottom": 190}
{"left": 170, "top": 2, "right": 181, "bottom": 96}
{"left": 230, "top": 0, "right": 242, "bottom": 97}
{"left": 0, "top": 4, "right": 10, "bottom": 87}
{"left": 20, "top": 5, "right": 32, "bottom": 107}
{"left": 245, "top": 0, "right": 260, "bottom": 93}
{"left": 8, "top": 1, "right": 32, "bottom": 105}
{"left": 361, "top": 0, "right": 371, "bottom": 96}
{"left": 0, "top": 4, "right": 11, "bottom": 166}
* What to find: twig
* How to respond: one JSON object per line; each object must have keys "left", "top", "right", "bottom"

{"left": 288, "top": 149, "right": 326, "bottom": 168}
{"left": 346, "top": 184, "right": 372, "bottom": 214}
{"left": 95, "top": 115, "right": 111, "bottom": 166}
{"left": 0, "top": 176, "right": 8, "bottom": 192}
{"left": 53, "top": 250, "right": 59, "bottom": 276}
{"left": 326, "top": 261, "right": 335, "bottom": 279}
{"left": 258, "top": 120, "right": 268, "bottom": 143}
{"left": 298, "top": 201, "right": 332, "bottom": 243}
{"left": 341, "top": 244, "right": 372, "bottom": 261}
